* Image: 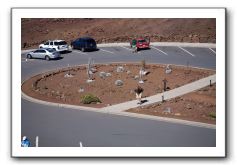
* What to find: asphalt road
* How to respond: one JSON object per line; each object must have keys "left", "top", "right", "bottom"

{"left": 21, "top": 45, "right": 216, "bottom": 147}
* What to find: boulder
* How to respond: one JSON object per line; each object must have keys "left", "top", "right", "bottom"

{"left": 116, "top": 66, "right": 125, "bottom": 72}
{"left": 115, "top": 80, "right": 124, "bottom": 86}
{"left": 99, "top": 72, "right": 106, "bottom": 79}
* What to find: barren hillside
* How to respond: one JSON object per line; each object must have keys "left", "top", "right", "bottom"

{"left": 21, "top": 18, "right": 216, "bottom": 49}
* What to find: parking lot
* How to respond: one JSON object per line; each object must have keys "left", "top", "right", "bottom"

{"left": 21, "top": 43, "right": 216, "bottom": 147}
{"left": 21, "top": 45, "right": 216, "bottom": 81}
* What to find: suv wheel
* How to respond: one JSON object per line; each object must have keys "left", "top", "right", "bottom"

{"left": 27, "top": 54, "right": 32, "bottom": 59}
{"left": 81, "top": 47, "right": 85, "bottom": 52}
{"left": 45, "top": 56, "right": 50, "bottom": 61}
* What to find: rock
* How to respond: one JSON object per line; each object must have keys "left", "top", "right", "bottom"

{"left": 186, "top": 104, "right": 192, "bottom": 110}
{"left": 64, "top": 73, "right": 74, "bottom": 78}
{"left": 165, "top": 64, "right": 172, "bottom": 74}
{"left": 116, "top": 66, "right": 125, "bottom": 72}
{"left": 106, "top": 73, "right": 112, "bottom": 77}
{"left": 127, "top": 70, "right": 131, "bottom": 74}
{"left": 99, "top": 72, "right": 106, "bottom": 79}
{"left": 134, "top": 75, "right": 139, "bottom": 80}
{"left": 78, "top": 88, "right": 84, "bottom": 93}
{"left": 115, "top": 80, "right": 124, "bottom": 86}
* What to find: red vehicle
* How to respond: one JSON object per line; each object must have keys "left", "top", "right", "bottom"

{"left": 130, "top": 37, "right": 150, "bottom": 51}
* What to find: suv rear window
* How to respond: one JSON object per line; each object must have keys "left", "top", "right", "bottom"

{"left": 54, "top": 41, "right": 67, "bottom": 45}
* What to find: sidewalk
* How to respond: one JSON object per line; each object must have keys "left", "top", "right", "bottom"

{"left": 101, "top": 74, "right": 216, "bottom": 113}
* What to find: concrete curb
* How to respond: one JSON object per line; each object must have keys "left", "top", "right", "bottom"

{"left": 112, "top": 112, "right": 216, "bottom": 129}
{"left": 21, "top": 42, "right": 216, "bottom": 53}
{"left": 22, "top": 92, "right": 101, "bottom": 112}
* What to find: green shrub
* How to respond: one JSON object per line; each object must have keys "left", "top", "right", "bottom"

{"left": 81, "top": 94, "right": 101, "bottom": 104}
{"left": 209, "top": 112, "right": 216, "bottom": 119}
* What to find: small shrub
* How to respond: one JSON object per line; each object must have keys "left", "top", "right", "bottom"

{"left": 81, "top": 94, "right": 101, "bottom": 104}
{"left": 209, "top": 112, "right": 216, "bottom": 119}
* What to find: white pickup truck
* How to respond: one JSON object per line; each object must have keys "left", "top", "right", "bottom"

{"left": 39, "top": 40, "right": 69, "bottom": 52}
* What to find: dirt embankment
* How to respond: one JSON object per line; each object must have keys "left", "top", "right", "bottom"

{"left": 21, "top": 18, "right": 216, "bottom": 49}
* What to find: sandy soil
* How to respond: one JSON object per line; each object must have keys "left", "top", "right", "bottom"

{"left": 127, "top": 84, "right": 216, "bottom": 124}
{"left": 21, "top": 18, "right": 216, "bottom": 49}
{"left": 21, "top": 63, "right": 215, "bottom": 108}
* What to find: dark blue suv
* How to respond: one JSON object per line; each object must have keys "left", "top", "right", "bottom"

{"left": 71, "top": 37, "right": 97, "bottom": 52}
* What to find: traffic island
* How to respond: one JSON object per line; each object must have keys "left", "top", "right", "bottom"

{"left": 21, "top": 63, "right": 215, "bottom": 108}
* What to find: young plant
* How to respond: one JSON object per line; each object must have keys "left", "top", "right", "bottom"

{"left": 81, "top": 94, "right": 101, "bottom": 104}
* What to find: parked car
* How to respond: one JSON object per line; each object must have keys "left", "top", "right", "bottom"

{"left": 26, "top": 48, "right": 60, "bottom": 61}
{"left": 130, "top": 37, "right": 150, "bottom": 51}
{"left": 71, "top": 37, "right": 97, "bottom": 52}
{"left": 39, "top": 40, "right": 69, "bottom": 52}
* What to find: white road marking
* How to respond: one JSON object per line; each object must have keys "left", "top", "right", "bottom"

{"left": 178, "top": 47, "right": 195, "bottom": 57}
{"left": 79, "top": 141, "right": 83, "bottom": 147}
{"left": 21, "top": 58, "right": 34, "bottom": 62}
{"left": 100, "top": 48, "right": 115, "bottom": 54}
{"left": 120, "top": 46, "right": 133, "bottom": 51}
{"left": 150, "top": 46, "right": 168, "bottom": 55}
{"left": 35, "top": 136, "right": 39, "bottom": 147}
{"left": 72, "top": 50, "right": 88, "bottom": 55}
{"left": 209, "top": 48, "right": 216, "bottom": 54}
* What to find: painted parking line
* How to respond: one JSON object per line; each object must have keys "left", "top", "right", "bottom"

{"left": 79, "top": 141, "right": 83, "bottom": 147}
{"left": 150, "top": 46, "right": 168, "bottom": 55}
{"left": 209, "top": 48, "right": 216, "bottom": 55}
{"left": 178, "top": 47, "right": 195, "bottom": 57}
{"left": 72, "top": 50, "right": 88, "bottom": 55}
{"left": 100, "top": 48, "right": 115, "bottom": 54}
{"left": 120, "top": 46, "right": 133, "bottom": 51}
{"left": 120, "top": 46, "right": 141, "bottom": 54}
{"left": 21, "top": 58, "right": 35, "bottom": 62}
